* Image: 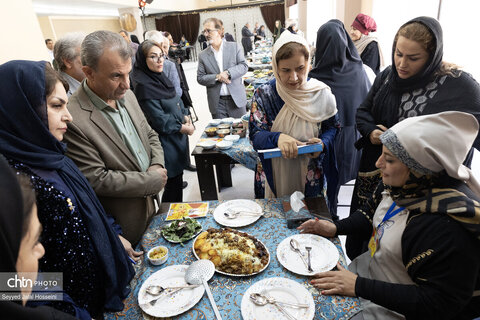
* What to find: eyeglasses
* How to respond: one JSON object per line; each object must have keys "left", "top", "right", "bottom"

{"left": 203, "top": 28, "right": 218, "bottom": 35}
{"left": 148, "top": 54, "right": 167, "bottom": 63}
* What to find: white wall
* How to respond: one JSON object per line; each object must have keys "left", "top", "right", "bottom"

{"left": 0, "top": 0, "right": 50, "bottom": 63}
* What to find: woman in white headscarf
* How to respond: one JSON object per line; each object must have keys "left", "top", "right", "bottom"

{"left": 249, "top": 31, "right": 338, "bottom": 214}
{"left": 298, "top": 111, "right": 480, "bottom": 319}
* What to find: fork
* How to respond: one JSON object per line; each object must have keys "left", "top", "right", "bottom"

{"left": 305, "top": 246, "right": 313, "bottom": 272}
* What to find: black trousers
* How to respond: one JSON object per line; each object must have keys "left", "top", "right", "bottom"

{"left": 162, "top": 173, "right": 183, "bottom": 203}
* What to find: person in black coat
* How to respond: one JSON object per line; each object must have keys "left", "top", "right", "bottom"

{"left": 241, "top": 23, "right": 254, "bottom": 55}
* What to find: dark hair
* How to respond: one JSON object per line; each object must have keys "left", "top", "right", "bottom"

{"left": 45, "top": 39, "right": 52, "bottom": 44}
{"left": 141, "top": 40, "right": 163, "bottom": 58}
{"left": 45, "top": 63, "right": 69, "bottom": 97}
{"left": 130, "top": 34, "right": 140, "bottom": 44}
{"left": 275, "top": 42, "right": 309, "bottom": 65}
{"left": 16, "top": 175, "right": 36, "bottom": 238}
{"left": 163, "top": 31, "right": 171, "bottom": 38}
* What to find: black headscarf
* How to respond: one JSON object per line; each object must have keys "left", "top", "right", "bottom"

{"left": 390, "top": 16, "right": 443, "bottom": 92}
{"left": 0, "top": 60, "right": 134, "bottom": 311}
{"left": 131, "top": 41, "right": 176, "bottom": 101}
{"left": 0, "top": 154, "right": 23, "bottom": 273}
{"left": 309, "top": 19, "right": 370, "bottom": 127}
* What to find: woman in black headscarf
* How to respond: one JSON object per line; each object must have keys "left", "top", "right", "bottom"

{"left": 132, "top": 40, "right": 194, "bottom": 202}
{"left": 0, "top": 61, "right": 135, "bottom": 319}
{"left": 309, "top": 19, "right": 371, "bottom": 218}
{"left": 349, "top": 16, "right": 480, "bottom": 259}
{"left": 0, "top": 155, "right": 76, "bottom": 319}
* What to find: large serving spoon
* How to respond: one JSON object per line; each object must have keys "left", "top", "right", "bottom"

{"left": 250, "top": 293, "right": 309, "bottom": 308}
{"left": 146, "top": 284, "right": 199, "bottom": 296}
{"left": 289, "top": 238, "right": 310, "bottom": 271}
{"left": 249, "top": 293, "right": 296, "bottom": 320}
{"left": 185, "top": 260, "right": 222, "bottom": 320}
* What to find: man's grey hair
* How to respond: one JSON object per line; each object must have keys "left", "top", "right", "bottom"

{"left": 144, "top": 30, "right": 165, "bottom": 46}
{"left": 81, "top": 30, "right": 132, "bottom": 70}
{"left": 54, "top": 32, "right": 86, "bottom": 71}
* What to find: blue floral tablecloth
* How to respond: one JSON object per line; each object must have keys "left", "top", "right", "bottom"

{"left": 105, "top": 199, "right": 361, "bottom": 320}
{"left": 198, "top": 131, "right": 259, "bottom": 171}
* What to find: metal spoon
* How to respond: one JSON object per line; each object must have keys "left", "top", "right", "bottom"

{"left": 223, "top": 209, "right": 263, "bottom": 219}
{"left": 146, "top": 284, "right": 199, "bottom": 296}
{"left": 249, "top": 293, "right": 296, "bottom": 320}
{"left": 185, "top": 260, "right": 222, "bottom": 320}
{"left": 289, "top": 238, "right": 310, "bottom": 271}
{"left": 250, "top": 293, "right": 309, "bottom": 308}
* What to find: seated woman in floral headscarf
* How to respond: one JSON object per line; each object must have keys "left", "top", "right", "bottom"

{"left": 299, "top": 111, "right": 480, "bottom": 319}
{"left": 249, "top": 31, "right": 339, "bottom": 214}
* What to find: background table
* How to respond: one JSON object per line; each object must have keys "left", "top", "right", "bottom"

{"left": 193, "top": 133, "right": 259, "bottom": 201}
{"left": 105, "top": 199, "right": 362, "bottom": 319}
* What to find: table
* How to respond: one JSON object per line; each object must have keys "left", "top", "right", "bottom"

{"left": 105, "top": 199, "right": 362, "bottom": 320}
{"left": 192, "top": 134, "right": 259, "bottom": 201}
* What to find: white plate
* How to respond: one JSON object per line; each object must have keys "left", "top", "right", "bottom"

{"left": 198, "top": 140, "right": 216, "bottom": 149}
{"left": 138, "top": 265, "right": 205, "bottom": 318}
{"left": 192, "top": 228, "right": 270, "bottom": 277}
{"left": 213, "top": 199, "right": 263, "bottom": 227}
{"left": 216, "top": 140, "right": 233, "bottom": 150}
{"left": 209, "top": 119, "right": 221, "bottom": 126}
{"left": 276, "top": 234, "right": 339, "bottom": 276}
{"left": 224, "top": 134, "right": 240, "bottom": 143}
{"left": 241, "top": 277, "right": 315, "bottom": 320}
{"left": 221, "top": 117, "right": 234, "bottom": 124}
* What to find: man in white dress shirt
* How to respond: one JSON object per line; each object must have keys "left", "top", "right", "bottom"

{"left": 197, "top": 17, "right": 248, "bottom": 119}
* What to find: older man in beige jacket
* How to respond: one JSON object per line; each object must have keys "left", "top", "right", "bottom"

{"left": 64, "top": 30, "right": 168, "bottom": 245}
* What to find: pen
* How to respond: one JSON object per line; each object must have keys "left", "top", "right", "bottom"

{"left": 128, "top": 257, "right": 137, "bottom": 265}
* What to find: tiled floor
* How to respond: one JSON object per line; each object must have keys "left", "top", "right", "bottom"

{"left": 179, "top": 60, "right": 480, "bottom": 263}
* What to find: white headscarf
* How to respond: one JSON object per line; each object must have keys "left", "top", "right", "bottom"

{"left": 380, "top": 111, "right": 480, "bottom": 197}
{"left": 265, "top": 32, "right": 337, "bottom": 198}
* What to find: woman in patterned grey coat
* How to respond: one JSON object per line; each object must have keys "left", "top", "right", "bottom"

{"left": 348, "top": 16, "right": 480, "bottom": 260}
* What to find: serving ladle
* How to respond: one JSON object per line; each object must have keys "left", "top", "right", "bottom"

{"left": 289, "top": 238, "right": 311, "bottom": 271}
{"left": 185, "top": 259, "right": 223, "bottom": 320}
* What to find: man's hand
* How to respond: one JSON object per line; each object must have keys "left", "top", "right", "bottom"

{"left": 277, "top": 133, "right": 305, "bottom": 159}
{"left": 118, "top": 235, "right": 143, "bottom": 262}
{"left": 216, "top": 71, "right": 231, "bottom": 84}
{"left": 147, "top": 164, "right": 168, "bottom": 189}
{"left": 180, "top": 123, "right": 195, "bottom": 135}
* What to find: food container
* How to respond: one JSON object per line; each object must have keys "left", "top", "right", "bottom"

{"left": 233, "top": 128, "right": 246, "bottom": 138}
{"left": 220, "top": 117, "right": 234, "bottom": 124}
{"left": 147, "top": 246, "right": 169, "bottom": 265}
{"left": 216, "top": 140, "right": 233, "bottom": 150}
{"left": 241, "top": 113, "right": 250, "bottom": 130}
{"left": 217, "top": 123, "right": 231, "bottom": 130}
{"left": 224, "top": 134, "right": 240, "bottom": 143}
{"left": 209, "top": 119, "right": 221, "bottom": 126}
{"left": 198, "top": 140, "right": 216, "bottom": 150}
{"left": 232, "top": 119, "right": 243, "bottom": 128}
{"left": 205, "top": 127, "right": 217, "bottom": 137}
{"left": 216, "top": 129, "right": 230, "bottom": 138}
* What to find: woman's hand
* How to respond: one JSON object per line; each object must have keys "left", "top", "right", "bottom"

{"left": 305, "top": 137, "right": 324, "bottom": 158}
{"left": 369, "top": 124, "right": 388, "bottom": 145}
{"left": 277, "top": 133, "right": 304, "bottom": 159}
{"left": 118, "top": 235, "right": 143, "bottom": 262}
{"left": 180, "top": 123, "right": 195, "bottom": 135}
{"left": 310, "top": 262, "right": 357, "bottom": 296}
{"left": 297, "top": 218, "right": 336, "bottom": 237}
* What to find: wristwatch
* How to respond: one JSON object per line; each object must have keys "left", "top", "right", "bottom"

{"left": 226, "top": 70, "right": 232, "bottom": 80}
